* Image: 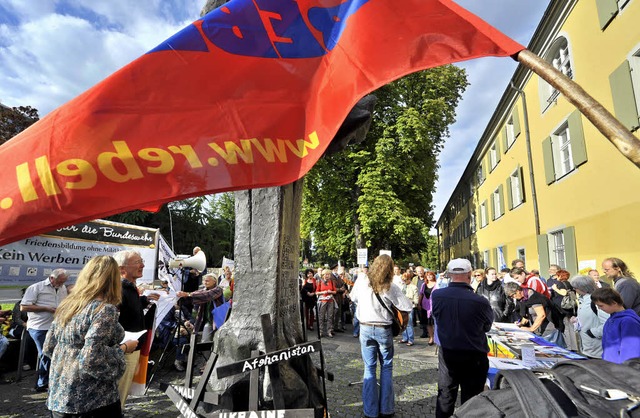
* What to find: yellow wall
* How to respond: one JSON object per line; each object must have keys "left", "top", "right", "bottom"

{"left": 439, "top": 0, "right": 640, "bottom": 276}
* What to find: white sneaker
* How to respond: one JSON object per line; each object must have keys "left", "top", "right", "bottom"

{"left": 22, "top": 364, "right": 31, "bottom": 371}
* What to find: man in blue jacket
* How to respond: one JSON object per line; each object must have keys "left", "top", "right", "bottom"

{"left": 432, "top": 258, "right": 494, "bottom": 418}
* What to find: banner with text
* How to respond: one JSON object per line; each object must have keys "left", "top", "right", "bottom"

{"left": 0, "top": 219, "right": 158, "bottom": 285}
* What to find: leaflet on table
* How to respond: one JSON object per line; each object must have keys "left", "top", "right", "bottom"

{"left": 492, "top": 322, "right": 522, "bottom": 331}
{"left": 120, "top": 330, "right": 147, "bottom": 344}
{"left": 533, "top": 345, "right": 586, "bottom": 359}
{"left": 489, "top": 357, "right": 559, "bottom": 370}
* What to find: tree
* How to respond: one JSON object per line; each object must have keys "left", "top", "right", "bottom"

{"left": 105, "top": 193, "right": 236, "bottom": 265}
{"left": 0, "top": 105, "right": 39, "bottom": 145}
{"left": 302, "top": 66, "right": 468, "bottom": 264}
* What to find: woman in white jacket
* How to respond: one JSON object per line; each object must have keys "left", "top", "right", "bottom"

{"left": 569, "top": 275, "right": 609, "bottom": 358}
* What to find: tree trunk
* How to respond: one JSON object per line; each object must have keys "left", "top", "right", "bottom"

{"left": 207, "top": 179, "right": 324, "bottom": 412}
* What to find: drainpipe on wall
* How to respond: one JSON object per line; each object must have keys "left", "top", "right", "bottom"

{"left": 509, "top": 82, "right": 541, "bottom": 237}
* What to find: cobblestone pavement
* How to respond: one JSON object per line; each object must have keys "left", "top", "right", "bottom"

{"left": 0, "top": 325, "right": 440, "bottom": 418}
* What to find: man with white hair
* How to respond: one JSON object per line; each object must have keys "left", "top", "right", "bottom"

{"left": 432, "top": 259, "right": 493, "bottom": 418}
{"left": 113, "top": 250, "right": 160, "bottom": 407}
{"left": 21, "top": 268, "right": 69, "bottom": 392}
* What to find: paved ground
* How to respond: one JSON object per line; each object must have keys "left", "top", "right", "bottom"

{"left": 0, "top": 323, "right": 440, "bottom": 418}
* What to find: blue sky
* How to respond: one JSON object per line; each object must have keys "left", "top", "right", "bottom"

{"left": 0, "top": 0, "right": 549, "bottom": 222}
{"left": 434, "top": 1, "right": 550, "bottom": 222}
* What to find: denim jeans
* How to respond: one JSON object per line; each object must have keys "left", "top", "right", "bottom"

{"left": 28, "top": 328, "right": 50, "bottom": 388}
{"left": 402, "top": 310, "right": 415, "bottom": 343}
{"left": 350, "top": 302, "right": 360, "bottom": 336}
{"left": 0, "top": 335, "right": 8, "bottom": 359}
{"left": 359, "top": 324, "right": 394, "bottom": 417}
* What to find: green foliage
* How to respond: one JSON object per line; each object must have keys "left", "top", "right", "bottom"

{"left": 0, "top": 105, "right": 39, "bottom": 145}
{"left": 302, "top": 66, "right": 467, "bottom": 265}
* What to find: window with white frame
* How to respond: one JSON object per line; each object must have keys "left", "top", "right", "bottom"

{"left": 540, "top": 37, "right": 573, "bottom": 111}
{"left": 489, "top": 142, "right": 498, "bottom": 170}
{"left": 552, "top": 41, "right": 573, "bottom": 79}
{"left": 480, "top": 202, "right": 488, "bottom": 227}
{"left": 476, "top": 162, "right": 485, "bottom": 185}
{"left": 470, "top": 212, "right": 476, "bottom": 234}
{"left": 509, "top": 169, "right": 523, "bottom": 208}
{"left": 517, "top": 248, "right": 526, "bottom": 264}
{"left": 550, "top": 230, "right": 566, "bottom": 269}
{"left": 483, "top": 250, "right": 490, "bottom": 269}
{"left": 506, "top": 115, "right": 516, "bottom": 148}
{"left": 542, "top": 110, "right": 587, "bottom": 185}
{"left": 554, "top": 123, "right": 574, "bottom": 178}
{"left": 492, "top": 188, "right": 503, "bottom": 219}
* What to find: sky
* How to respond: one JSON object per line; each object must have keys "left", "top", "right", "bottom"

{"left": 0, "top": 0, "right": 549, "bottom": 222}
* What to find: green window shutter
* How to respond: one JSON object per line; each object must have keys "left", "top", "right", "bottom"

{"left": 512, "top": 107, "right": 522, "bottom": 138}
{"left": 596, "top": 0, "right": 618, "bottom": 30}
{"left": 542, "top": 137, "right": 556, "bottom": 185}
{"left": 498, "top": 184, "right": 505, "bottom": 216}
{"left": 502, "top": 127, "right": 508, "bottom": 152}
{"left": 609, "top": 60, "right": 640, "bottom": 131}
{"left": 518, "top": 166, "right": 526, "bottom": 204}
{"left": 495, "top": 139, "right": 502, "bottom": 163}
{"left": 563, "top": 226, "right": 578, "bottom": 276}
{"left": 568, "top": 110, "right": 588, "bottom": 167}
{"left": 536, "top": 234, "right": 550, "bottom": 277}
{"left": 506, "top": 176, "right": 513, "bottom": 210}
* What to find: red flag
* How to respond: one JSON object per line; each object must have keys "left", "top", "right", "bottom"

{"left": 0, "top": 0, "right": 524, "bottom": 246}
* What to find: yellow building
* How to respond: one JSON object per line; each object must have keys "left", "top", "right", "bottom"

{"left": 436, "top": 0, "right": 640, "bottom": 277}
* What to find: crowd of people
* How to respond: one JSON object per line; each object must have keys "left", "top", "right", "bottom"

{"left": 0, "top": 247, "right": 234, "bottom": 416}
{"left": 1, "top": 249, "right": 639, "bottom": 417}
{"left": 297, "top": 255, "right": 640, "bottom": 417}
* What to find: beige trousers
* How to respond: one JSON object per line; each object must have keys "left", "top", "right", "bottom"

{"left": 117, "top": 350, "right": 141, "bottom": 408}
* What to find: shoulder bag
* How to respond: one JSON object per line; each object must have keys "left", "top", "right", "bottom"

{"left": 374, "top": 293, "right": 409, "bottom": 337}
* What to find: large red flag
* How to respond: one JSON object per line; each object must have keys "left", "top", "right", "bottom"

{"left": 0, "top": 0, "right": 524, "bottom": 246}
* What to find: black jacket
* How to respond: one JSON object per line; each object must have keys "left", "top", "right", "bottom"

{"left": 476, "top": 280, "right": 509, "bottom": 322}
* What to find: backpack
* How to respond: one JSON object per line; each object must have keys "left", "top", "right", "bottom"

{"left": 561, "top": 290, "right": 578, "bottom": 311}
{"left": 454, "top": 359, "right": 640, "bottom": 417}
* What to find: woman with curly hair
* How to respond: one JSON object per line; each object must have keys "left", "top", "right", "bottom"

{"left": 602, "top": 257, "right": 640, "bottom": 315}
{"left": 350, "top": 255, "right": 412, "bottom": 418}
{"left": 43, "top": 256, "right": 139, "bottom": 417}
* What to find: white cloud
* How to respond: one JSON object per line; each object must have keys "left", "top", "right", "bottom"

{"left": 0, "top": 0, "right": 201, "bottom": 115}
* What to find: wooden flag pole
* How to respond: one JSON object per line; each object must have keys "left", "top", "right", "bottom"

{"left": 515, "top": 49, "right": 640, "bottom": 168}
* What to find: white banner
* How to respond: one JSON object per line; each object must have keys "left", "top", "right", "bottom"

{"left": 222, "top": 256, "right": 235, "bottom": 271}
{"left": 379, "top": 250, "right": 392, "bottom": 257}
{"left": 0, "top": 219, "right": 158, "bottom": 285}
{"left": 357, "top": 248, "right": 368, "bottom": 266}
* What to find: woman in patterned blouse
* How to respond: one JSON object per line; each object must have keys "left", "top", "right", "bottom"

{"left": 43, "top": 256, "right": 139, "bottom": 417}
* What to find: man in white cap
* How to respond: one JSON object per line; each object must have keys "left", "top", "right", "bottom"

{"left": 432, "top": 258, "right": 493, "bottom": 418}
